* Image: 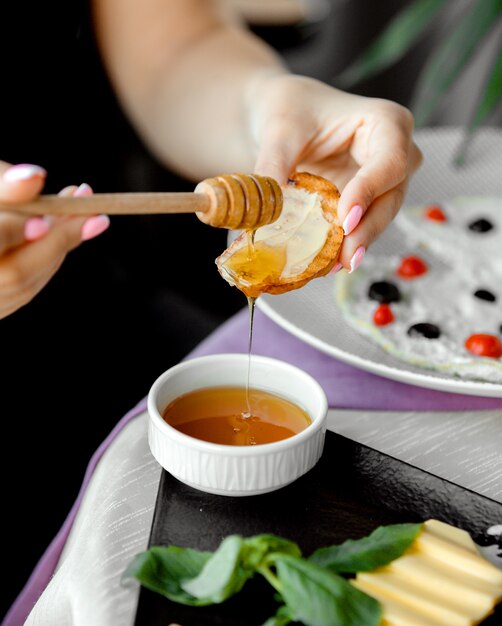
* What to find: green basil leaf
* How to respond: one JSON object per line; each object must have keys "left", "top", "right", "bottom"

{"left": 124, "top": 545, "right": 212, "bottom": 605}
{"left": 243, "top": 534, "right": 302, "bottom": 571}
{"left": 336, "top": 0, "right": 448, "bottom": 88}
{"left": 309, "top": 523, "right": 422, "bottom": 573}
{"left": 275, "top": 555, "right": 381, "bottom": 626}
{"left": 262, "top": 604, "right": 294, "bottom": 626}
{"left": 181, "top": 535, "right": 250, "bottom": 603}
{"left": 412, "top": 0, "right": 502, "bottom": 126}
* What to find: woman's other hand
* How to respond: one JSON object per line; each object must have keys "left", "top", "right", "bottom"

{"left": 0, "top": 161, "right": 110, "bottom": 319}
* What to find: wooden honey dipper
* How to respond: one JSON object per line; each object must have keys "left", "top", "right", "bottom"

{"left": 0, "top": 173, "right": 283, "bottom": 230}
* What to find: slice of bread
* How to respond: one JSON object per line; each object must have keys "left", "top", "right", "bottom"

{"left": 216, "top": 171, "right": 343, "bottom": 297}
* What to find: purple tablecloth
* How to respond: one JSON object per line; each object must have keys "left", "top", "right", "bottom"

{"left": 192, "top": 308, "right": 502, "bottom": 411}
{"left": 4, "top": 308, "right": 502, "bottom": 625}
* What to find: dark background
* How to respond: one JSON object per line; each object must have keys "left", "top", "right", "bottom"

{"left": 1, "top": 0, "right": 500, "bottom": 620}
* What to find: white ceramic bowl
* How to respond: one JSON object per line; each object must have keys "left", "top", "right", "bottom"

{"left": 148, "top": 354, "right": 328, "bottom": 496}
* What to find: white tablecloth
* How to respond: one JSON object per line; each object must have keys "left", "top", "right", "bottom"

{"left": 25, "top": 413, "right": 159, "bottom": 626}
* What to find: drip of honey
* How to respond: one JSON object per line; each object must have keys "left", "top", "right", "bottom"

{"left": 224, "top": 232, "right": 283, "bottom": 415}
{"left": 199, "top": 231, "right": 308, "bottom": 445}
{"left": 244, "top": 294, "right": 256, "bottom": 417}
{"left": 162, "top": 386, "right": 311, "bottom": 446}
{"left": 221, "top": 234, "right": 287, "bottom": 298}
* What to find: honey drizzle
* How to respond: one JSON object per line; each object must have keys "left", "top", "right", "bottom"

{"left": 243, "top": 230, "right": 256, "bottom": 418}
{"left": 244, "top": 294, "right": 256, "bottom": 418}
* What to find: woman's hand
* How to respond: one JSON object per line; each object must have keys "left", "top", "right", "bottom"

{"left": 249, "top": 75, "right": 422, "bottom": 272}
{"left": 0, "top": 161, "right": 110, "bottom": 319}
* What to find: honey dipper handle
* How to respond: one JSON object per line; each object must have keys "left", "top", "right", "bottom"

{"left": 0, "top": 192, "right": 211, "bottom": 216}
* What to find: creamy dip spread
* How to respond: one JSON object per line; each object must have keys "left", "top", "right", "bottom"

{"left": 336, "top": 196, "right": 502, "bottom": 383}
{"left": 254, "top": 187, "right": 330, "bottom": 278}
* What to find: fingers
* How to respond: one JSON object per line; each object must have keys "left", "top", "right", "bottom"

{"left": 0, "top": 161, "right": 49, "bottom": 255}
{"left": 336, "top": 105, "right": 421, "bottom": 233}
{"left": 334, "top": 135, "right": 421, "bottom": 271}
{"left": 0, "top": 213, "right": 50, "bottom": 254}
{"left": 0, "top": 182, "right": 89, "bottom": 256}
{"left": 249, "top": 75, "right": 320, "bottom": 185}
{"left": 337, "top": 143, "right": 417, "bottom": 234}
{"left": 0, "top": 183, "right": 110, "bottom": 320}
{"left": 0, "top": 161, "right": 47, "bottom": 203}
{"left": 254, "top": 121, "right": 313, "bottom": 186}
{"left": 336, "top": 180, "right": 408, "bottom": 272}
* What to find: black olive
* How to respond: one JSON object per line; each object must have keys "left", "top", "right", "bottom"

{"left": 468, "top": 218, "right": 494, "bottom": 233}
{"left": 474, "top": 289, "right": 497, "bottom": 302}
{"left": 407, "top": 323, "right": 441, "bottom": 339}
{"left": 368, "top": 281, "right": 401, "bottom": 304}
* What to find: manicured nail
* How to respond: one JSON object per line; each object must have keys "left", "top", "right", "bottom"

{"left": 331, "top": 262, "right": 343, "bottom": 274}
{"left": 24, "top": 217, "right": 50, "bottom": 241}
{"left": 349, "top": 246, "right": 365, "bottom": 273}
{"left": 74, "top": 182, "right": 93, "bottom": 197}
{"left": 3, "top": 164, "right": 47, "bottom": 183}
{"left": 81, "top": 215, "right": 110, "bottom": 241}
{"left": 342, "top": 205, "right": 363, "bottom": 236}
{"left": 58, "top": 186, "right": 78, "bottom": 197}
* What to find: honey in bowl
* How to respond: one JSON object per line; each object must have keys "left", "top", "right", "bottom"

{"left": 162, "top": 386, "right": 311, "bottom": 446}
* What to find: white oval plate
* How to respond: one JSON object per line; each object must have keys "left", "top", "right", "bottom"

{"left": 257, "top": 128, "right": 502, "bottom": 398}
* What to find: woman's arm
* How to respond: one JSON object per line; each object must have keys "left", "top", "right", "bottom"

{"left": 92, "top": 0, "right": 421, "bottom": 271}
{"left": 92, "top": 0, "right": 286, "bottom": 179}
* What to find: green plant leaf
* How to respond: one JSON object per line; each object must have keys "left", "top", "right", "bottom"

{"left": 262, "top": 604, "right": 294, "bottom": 626}
{"left": 181, "top": 535, "right": 251, "bottom": 603}
{"left": 243, "top": 534, "right": 302, "bottom": 571}
{"left": 454, "top": 47, "right": 502, "bottom": 166}
{"left": 412, "top": 0, "right": 502, "bottom": 126}
{"left": 336, "top": 0, "right": 448, "bottom": 88}
{"left": 274, "top": 555, "right": 381, "bottom": 626}
{"left": 470, "top": 47, "right": 502, "bottom": 130}
{"left": 123, "top": 545, "right": 212, "bottom": 605}
{"left": 309, "top": 523, "right": 422, "bottom": 573}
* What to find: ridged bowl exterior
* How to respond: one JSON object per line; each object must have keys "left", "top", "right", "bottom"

{"left": 147, "top": 354, "right": 328, "bottom": 496}
{"left": 149, "top": 417, "right": 326, "bottom": 496}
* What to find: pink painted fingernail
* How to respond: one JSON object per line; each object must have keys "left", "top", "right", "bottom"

{"left": 331, "top": 262, "right": 343, "bottom": 274}
{"left": 24, "top": 217, "right": 50, "bottom": 241}
{"left": 3, "top": 164, "right": 47, "bottom": 183}
{"left": 342, "top": 205, "right": 363, "bottom": 236}
{"left": 349, "top": 246, "right": 365, "bottom": 273}
{"left": 81, "top": 215, "right": 110, "bottom": 241}
{"left": 58, "top": 186, "right": 78, "bottom": 197}
{"left": 74, "top": 182, "right": 93, "bottom": 197}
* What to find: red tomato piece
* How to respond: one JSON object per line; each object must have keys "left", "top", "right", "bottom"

{"left": 373, "top": 303, "right": 395, "bottom": 326}
{"left": 425, "top": 206, "right": 447, "bottom": 222}
{"left": 465, "top": 334, "right": 502, "bottom": 359}
{"left": 396, "top": 256, "right": 428, "bottom": 279}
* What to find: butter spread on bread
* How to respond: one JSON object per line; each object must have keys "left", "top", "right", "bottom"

{"left": 216, "top": 171, "right": 343, "bottom": 297}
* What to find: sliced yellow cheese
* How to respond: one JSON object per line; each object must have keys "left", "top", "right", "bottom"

{"left": 355, "top": 570, "right": 473, "bottom": 626}
{"left": 390, "top": 554, "right": 500, "bottom": 617}
{"left": 416, "top": 529, "right": 502, "bottom": 586}
{"left": 351, "top": 520, "right": 502, "bottom": 626}
{"left": 423, "top": 519, "right": 479, "bottom": 553}
{"left": 354, "top": 577, "right": 463, "bottom": 626}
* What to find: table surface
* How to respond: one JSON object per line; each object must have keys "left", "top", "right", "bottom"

{"left": 328, "top": 408, "right": 502, "bottom": 503}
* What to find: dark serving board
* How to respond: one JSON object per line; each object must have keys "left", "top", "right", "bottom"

{"left": 134, "top": 432, "right": 502, "bottom": 626}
